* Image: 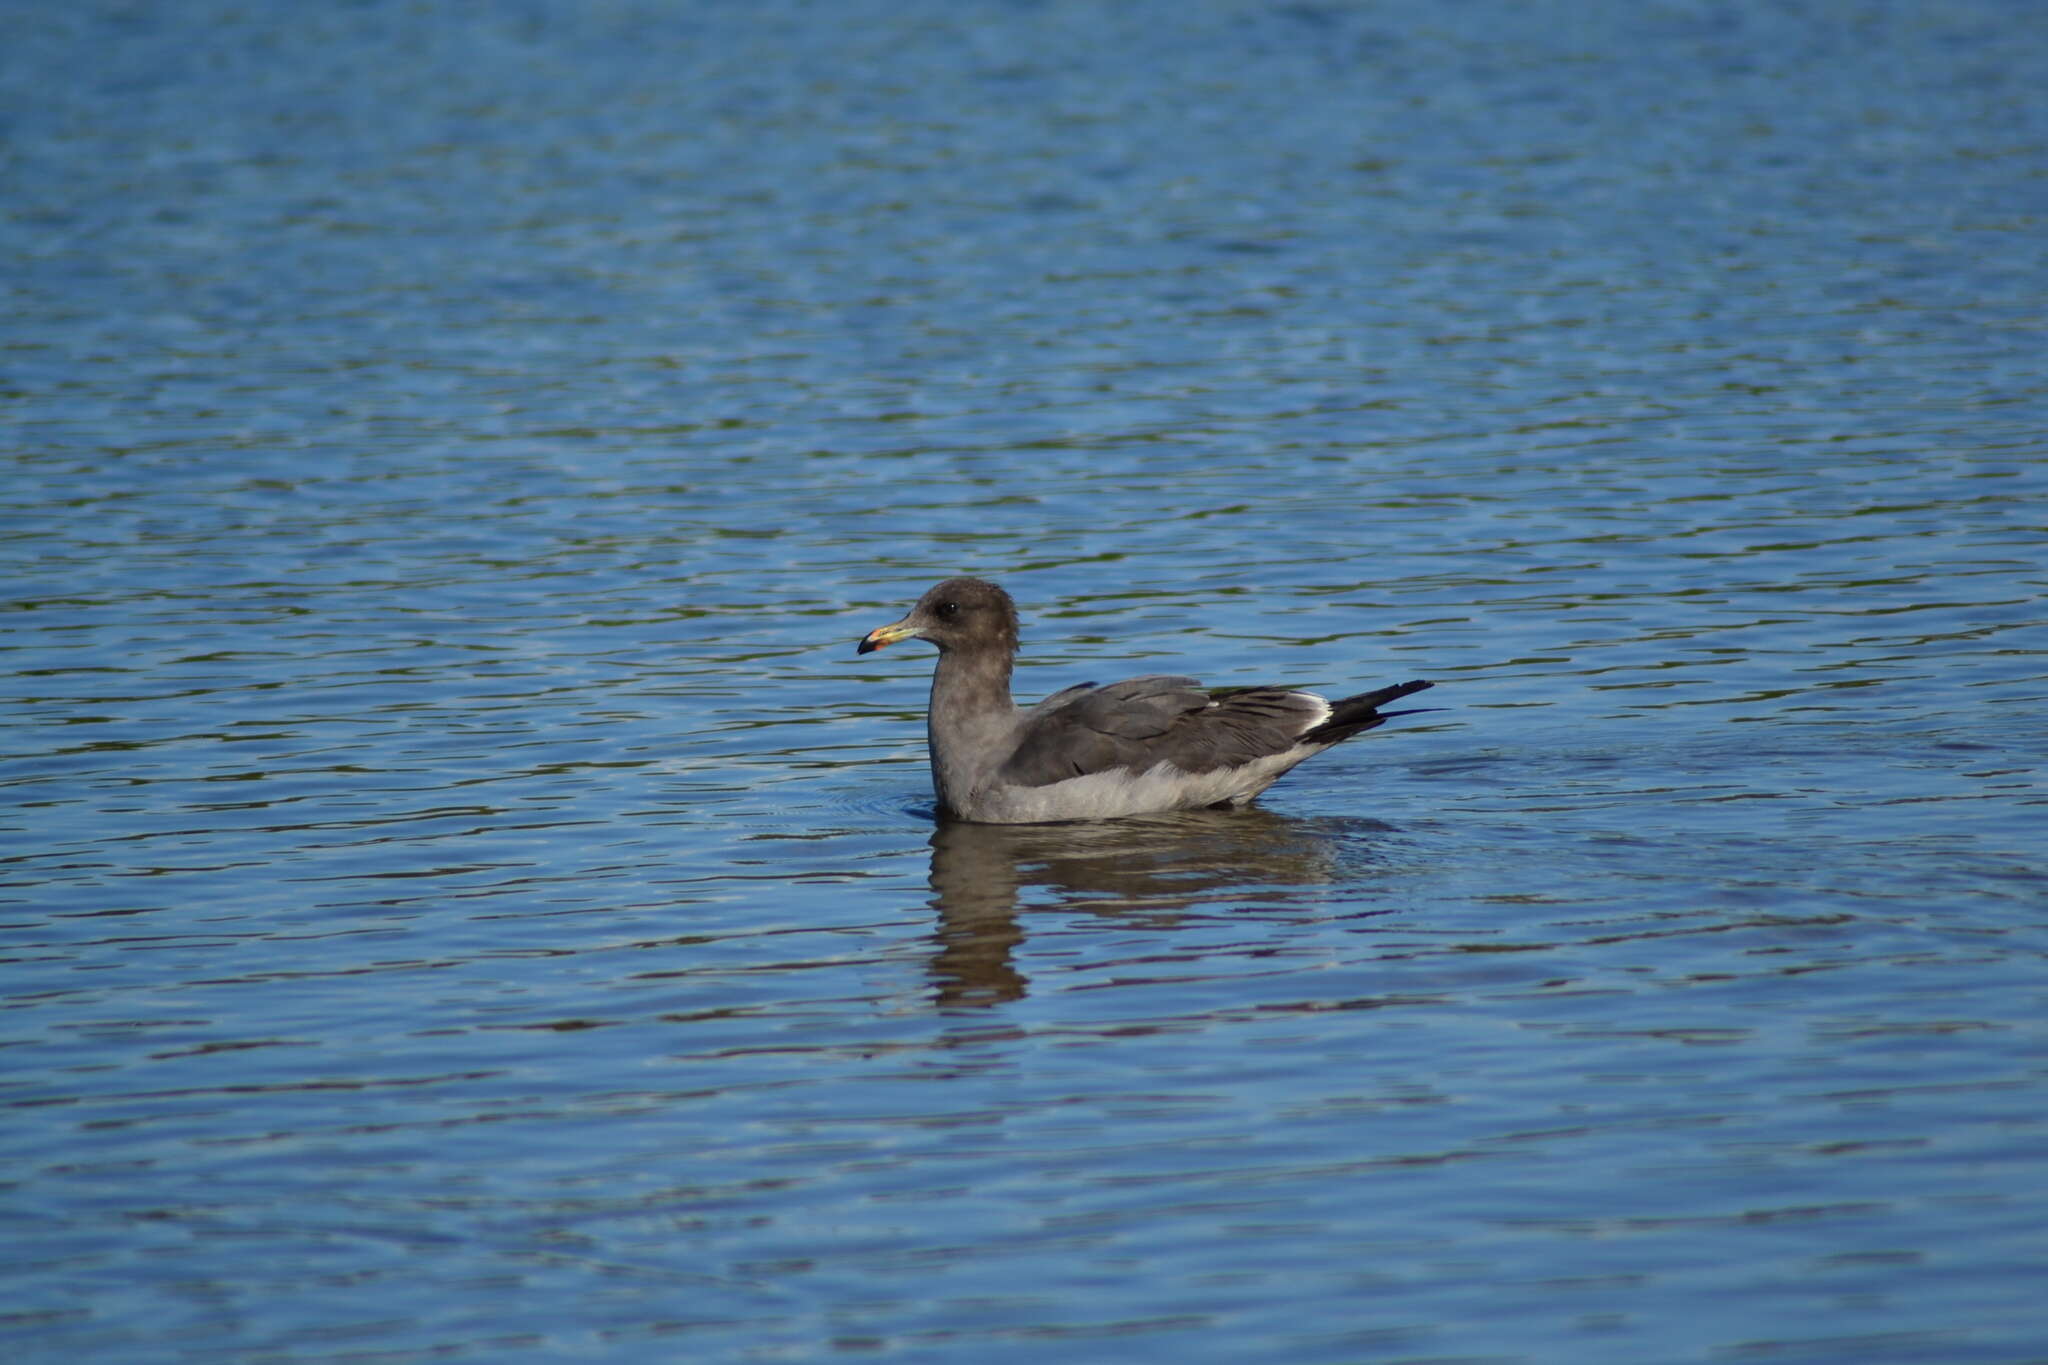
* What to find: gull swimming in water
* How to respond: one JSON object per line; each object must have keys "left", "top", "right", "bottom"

{"left": 857, "top": 577, "right": 1433, "bottom": 823}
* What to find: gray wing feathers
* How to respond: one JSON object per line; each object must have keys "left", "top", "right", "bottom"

{"left": 1028, "top": 681, "right": 1101, "bottom": 713}
{"left": 1064, "top": 676, "right": 1206, "bottom": 739}
{"left": 1000, "top": 679, "right": 1329, "bottom": 789}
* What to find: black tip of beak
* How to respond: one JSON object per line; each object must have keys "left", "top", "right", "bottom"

{"left": 856, "top": 635, "right": 880, "bottom": 655}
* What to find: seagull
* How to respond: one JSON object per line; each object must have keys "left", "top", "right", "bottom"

{"left": 857, "top": 577, "right": 1433, "bottom": 823}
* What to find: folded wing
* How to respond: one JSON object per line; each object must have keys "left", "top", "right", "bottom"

{"left": 999, "top": 676, "right": 1340, "bottom": 789}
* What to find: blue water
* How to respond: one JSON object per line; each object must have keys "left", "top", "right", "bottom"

{"left": 5, "top": 1, "right": 2047, "bottom": 1361}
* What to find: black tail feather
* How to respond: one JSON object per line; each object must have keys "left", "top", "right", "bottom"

{"left": 1301, "top": 678, "right": 1435, "bottom": 745}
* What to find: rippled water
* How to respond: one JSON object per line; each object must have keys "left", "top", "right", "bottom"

{"left": 6, "top": 1, "right": 2047, "bottom": 1361}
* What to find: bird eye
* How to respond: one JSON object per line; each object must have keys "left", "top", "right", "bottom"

{"left": 936, "top": 600, "right": 960, "bottom": 618}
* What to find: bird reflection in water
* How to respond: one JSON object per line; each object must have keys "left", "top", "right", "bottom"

{"left": 922, "top": 807, "right": 1403, "bottom": 1009}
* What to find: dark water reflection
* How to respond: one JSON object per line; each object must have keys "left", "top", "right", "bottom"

{"left": 926, "top": 811, "right": 1395, "bottom": 1007}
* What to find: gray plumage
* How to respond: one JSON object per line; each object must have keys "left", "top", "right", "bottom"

{"left": 857, "top": 577, "right": 1433, "bottom": 824}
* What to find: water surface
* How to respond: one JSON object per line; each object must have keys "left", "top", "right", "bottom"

{"left": 4, "top": 2, "right": 2046, "bottom": 1362}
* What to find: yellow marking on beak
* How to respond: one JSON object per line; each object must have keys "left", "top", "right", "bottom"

{"left": 857, "top": 620, "right": 922, "bottom": 654}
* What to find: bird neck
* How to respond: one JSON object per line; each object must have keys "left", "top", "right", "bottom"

{"left": 926, "top": 648, "right": 1015, "bottom": 813}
